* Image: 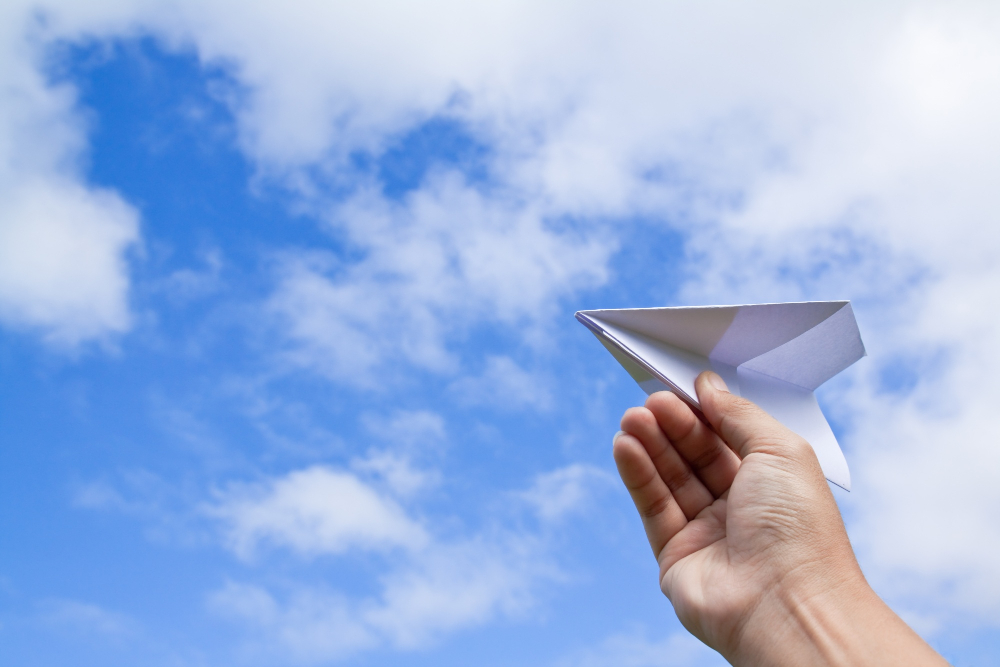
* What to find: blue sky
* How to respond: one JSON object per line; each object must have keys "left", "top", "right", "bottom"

{"left": 2, "top": 2, "right": 1000, "bottom": 666}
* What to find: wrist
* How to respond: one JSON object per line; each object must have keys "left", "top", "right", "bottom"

{"left": 728, "top": 563, "right": 945, "bottom": 667}
{"left": 726, "top": 562, "right": 862, "bottom": 666}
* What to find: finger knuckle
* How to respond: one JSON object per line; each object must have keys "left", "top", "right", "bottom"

{"left": 687, "top": 442, "right": 724, "bottom": 471}
{"left": 784, "top": 435, "right": 819, "bottom": 463}
{"left": 745, "top": 432, "right": 813, "bottom": 462}
{"left": 710, "top": 396, "right": 758, "bottom": 432}
{"left": 639, "top": 493, "right": 671, "bottom": 519}
{"left": 661, "top": 464, "right": 694, "bottom": 491}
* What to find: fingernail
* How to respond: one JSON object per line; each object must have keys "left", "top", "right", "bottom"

{"left": 613, "top": 430, "right": 627, "bottom": 444}
{"left": 706, "top": 372, "right": 729, "bottom": 393}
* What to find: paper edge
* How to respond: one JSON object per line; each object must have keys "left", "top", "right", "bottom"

{"left": 577, "top": 299, "right": 850, "bottom": 316}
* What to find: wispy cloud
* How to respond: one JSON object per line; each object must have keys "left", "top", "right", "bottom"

{"left": 209, "top": 528, "right": 547, "bottom": 660}
{"left": 209, "top": 533, "right": 550, "bottom": 661}
{"left": 207, "top": 583, "right": 375, "bottom": 662}
{"left": 450, "top": 355, "right": 554, "bottom": 412}
{"left": 206, "top": 460, "right": 609, "bottom": 661}
{"left": 36, "top": 599, "right": 137, "bottom": 638}
{"left": 517, "top": 463, "right": 616, "bottom": 523}
{"left": 351, "top": 451, "right": 439, "bottom": 498}
{"left": 353, "top": 409, "right": 449, "bottom": 496}
{"left": 152, "top": 248, "right": 224, "bottom": 305}
{"left": 268, "top": 177, "right": 612, "bottom": 386}
{"left": 359, "top": 409, "right": 447, "bottom": 453}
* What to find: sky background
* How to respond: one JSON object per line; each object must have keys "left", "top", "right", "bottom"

{"left": 1, "top": 1, "right": 999, "bottom": 665}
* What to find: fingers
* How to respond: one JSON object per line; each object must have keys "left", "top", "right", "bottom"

{"left": 612, "top": 431, "right": 689, "bottom": 557}
{"left": 620, "top": 406, "right": 715, "bottom": 519}
{"left": 694, "top": 371, "right": 810, "bottom": 460}
{"left": 644, "top": 391, "right": 741, "bottom": 498}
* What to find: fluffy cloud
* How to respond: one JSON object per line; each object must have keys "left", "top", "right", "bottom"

{"left": 0, "top": 3, "right": 139, "bottom": 343}
{"left": 844, "top": 272, "right": 1000, "bottom": 627}
{"left": 208, "top": 466, "right": 429, "bottom": 559}
{"left": 0, "top": 179, "right": 137, "bottom": 342}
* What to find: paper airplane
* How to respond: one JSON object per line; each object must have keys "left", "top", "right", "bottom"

{"left": 576, "top": 301, "right": 865, "bottom": 490}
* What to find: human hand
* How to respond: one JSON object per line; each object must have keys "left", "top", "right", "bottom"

{"left": 613, "top": 371, "right": 947, "bottom": 667}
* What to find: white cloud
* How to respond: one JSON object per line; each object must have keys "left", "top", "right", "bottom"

{"left": 208, "top": 466, "right": 429, "bottom": 560}
{"left": 207, "top": 463, "right": 565, "bottom": 661}
{"left": 0, "top": 2, "right": 140, "bottom": 343}
{"left": 450, "top": 355, "right": 554, "bottom": 412}
{"left": 518, "top": 463, "right": 615, "bottom": 523}
{"left": 352, "top": 451, "right": 438, "bottom": 498}
{"left": 268, "top": 177, "right": 611, "bottom": 385}
{"left": 843, "top": 272, "right": 1000, "bottom": 627}
{"left": 209, "top": 533, "right": 545, "bottom": 661}
{"left": 362, "top": 535, "right": 544, "bottom": 648}
{"left": 0, "top": 179, "right": 138, "bottom": 343}
{"left": 352, "top": 410, "right": 449, "bottom": 496}
{"left": 208, "top": 583, "right": 375, "bottom": 663}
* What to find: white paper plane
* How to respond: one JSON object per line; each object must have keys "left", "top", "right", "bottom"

{"left": 576, "top": 301, "right": 865, "bottom": 490}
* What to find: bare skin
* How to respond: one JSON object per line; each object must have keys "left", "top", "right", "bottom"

{"left": 613, "top": 371, "right": 949, "bottom": 667}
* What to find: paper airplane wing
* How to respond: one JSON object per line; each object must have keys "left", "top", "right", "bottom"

{"left": 577, "top": 301, "right": 865, "bottom": 490}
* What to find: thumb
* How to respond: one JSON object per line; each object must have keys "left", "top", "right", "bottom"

{"left": 695, "top": 371, "right": 809, "bottom": 461}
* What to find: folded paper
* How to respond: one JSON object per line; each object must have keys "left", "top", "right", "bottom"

{"left": 576, "top": 301, "right": 865, "bottom": 490}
